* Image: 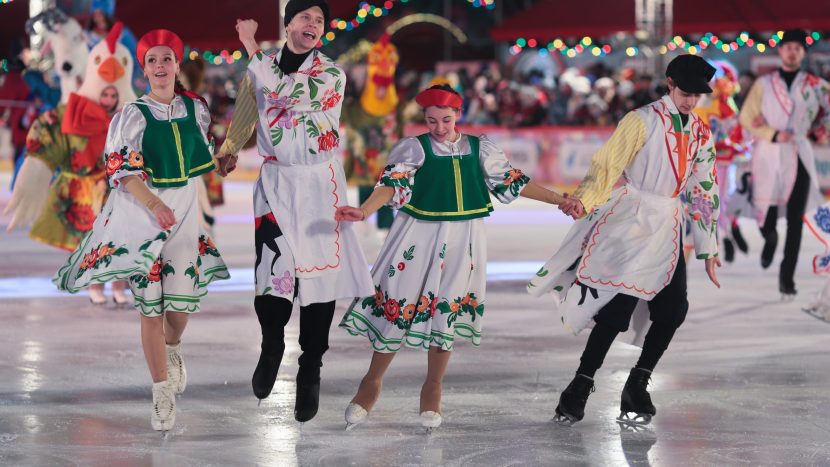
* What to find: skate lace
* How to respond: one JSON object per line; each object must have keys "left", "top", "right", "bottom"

{"left": 168, "top": 350, "right": 182, "bottom": 368}
{"left": 154, "top": 388, "right": 174, "bottom": 417}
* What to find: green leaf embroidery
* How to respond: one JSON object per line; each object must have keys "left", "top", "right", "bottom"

{"left": 402, "top": 245, "right": 415, "bottom": 261}
{"left": 272, "top": 126, "right": 289, "bottom": 146}
{"left": 387, "top": 265, "right": 395, "bottom": 277}
{"left": 308, "top": 78, "right": 319, "bottom": 100}
{"left": 536, "top": 267, "right": 549, "bottom": 277}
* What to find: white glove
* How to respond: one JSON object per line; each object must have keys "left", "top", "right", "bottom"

{"left": 4, "top": 157, "right": 52, "bottom": 231}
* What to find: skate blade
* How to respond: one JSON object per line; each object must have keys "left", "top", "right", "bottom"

{"left": 424, "top": 426, "right": 436, "bottom": 435}
{"left": 801, "top": 307, "right": 830, "bottom": 323}
{"left": 552, "top": 414, "right": 577, "bottom": 426}
{"left": 345, "top": 420, "right": 365, "bottom": 431}
{"left": 617, "top": 411, "right": 652, "bottom": 426}
{"left": 780, "top": 294, "right": 796, "bottom": 302}
{"left": 257, "top": 399, "right": 262, "bottom": 407}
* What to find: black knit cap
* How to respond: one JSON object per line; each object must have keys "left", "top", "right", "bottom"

{"left": 284, "top": 0, "right": 330, "bottom": 27}
{"left": 779, "top": 29, "right": 807, "bottom": 47}
{"left": 665, "top": 54, "right": 716, "bottom": 94}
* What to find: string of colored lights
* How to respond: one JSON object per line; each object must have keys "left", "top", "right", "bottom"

{"left": 659, "top": 31, "right": 823, "bottom": 55}
{"left": 322, "top": 0, "right": 410, "bottom": 46}
{"left": 322, "top": 0, "right": 495, "bottom": 46}
{"left": 188, "top": 48, "right": 245, "bottom": 65}
{"left": 511, "top": 30, "right": 824, "bottom": 57}
{"left": 467, "top": 0, "right": 496, "bottom": 9}
{"left": 509, "top": 37, "right": 614, "bottom": 58}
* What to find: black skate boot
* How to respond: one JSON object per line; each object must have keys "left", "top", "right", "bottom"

{"left": 618, "top": 368, "right": 656, "bottom": 425}
{"left": 294, "top": 365, "right": 321, "bottom": 422}
{"left": 554, "top": 374, "right": 595, "bottom": 425}
{"left": 779, "top": 280, "right": 797, "bottom": 301}
{"left": 723, "top": 238, "right": 735, "bottom": 263}
{"left": 732, "top": 222, "right": 748, "bottom": 253}
{"left": 252, "top": 337, "right": 285, "bottom": 401}
{"left": 252, "top": 300, "right": 291, "bottom": 402}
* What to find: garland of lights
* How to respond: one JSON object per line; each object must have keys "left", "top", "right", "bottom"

{"left": 511, "top": 30, "right": 824, "bottom": 57}
{"left": 659, "top": 31, "right": 823, "bottom": 55}
{"left": 323, "top": 0, "right": 410, "bottom": 45}
{"left": 510, "top": 37, "right": 614, "bottom": 58}
{"left": 467, "top": 0, "right": 495, "bottom": 9}
{"left": 323, "top": 0, "right": 495, "bottom": 46}
{"left": 188, "top": 48, "right": 245, "bottom": 65}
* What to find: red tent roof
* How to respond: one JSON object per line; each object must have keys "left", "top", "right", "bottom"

{"left": 491, "top": 0, "right": 830, "bottom": 42}
{"left": 0, "top": 0, "right": 369, "bottom": 56}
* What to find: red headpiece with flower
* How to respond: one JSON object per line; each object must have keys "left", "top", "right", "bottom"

{"left": 415, "top": 88, "right": 462, "bottom": 110}
{"left": 136, "top": 29, "right": 184, "bottom": 68}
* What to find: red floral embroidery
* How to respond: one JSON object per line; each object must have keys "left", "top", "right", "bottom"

{"left": 321, "top": 88, "right": 342, "bottom": 111}
{"left": 147, "top": 258, "right": 163, "bottom": 283}
{"left": 317, "top": 130, "right": 340, "bottom": 152}
{"left": 383, "top": 298, "right": 400, "bottom": 322}
{"left": 106, "top": 152, "right": 123, "bottom": 177}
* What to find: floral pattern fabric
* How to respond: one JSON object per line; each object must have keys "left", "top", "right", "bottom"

{"left": 54, "top": 97, "right": 228, "bottom": 316}
{"left": 806, "top": 202, "right": 830, "bottom": 275}
{"left": 340, "top": 214, "right": 490, "bottom": 352}
{"left": 23, "top": 105, "right": 108, "bottom": 251}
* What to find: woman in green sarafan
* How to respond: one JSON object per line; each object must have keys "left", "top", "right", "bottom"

{"left": 53, "top": 29, "right": 229, "bottom": 433}
{"left": 336, "top": 85, "right": 565, "bottom": 431}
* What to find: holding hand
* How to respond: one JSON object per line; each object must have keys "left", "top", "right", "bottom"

{"left": 216, "top": 153, "right": 238, "bottom": 177}
{"left": 335, "top": 206, "right": 367, "bottom": 222}
{"left": 705, "top": 257, "right": 722, "bottom": 288}
{"left": 559, "top": 193, "right": 585, "bottom": 219}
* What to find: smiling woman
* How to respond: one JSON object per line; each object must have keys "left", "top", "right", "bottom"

{"left": 52, "top": 28, "right": 229, "bottom": 435}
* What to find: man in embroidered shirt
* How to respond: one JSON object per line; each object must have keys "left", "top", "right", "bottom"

{"left": 530, "top": 54, "right": 721, "bottom": 425}
{"left": 216, "top": 0, "right": 373, "bottom": 423}
{"left": 739, "top": 29, "right": 830, "bottom": 299}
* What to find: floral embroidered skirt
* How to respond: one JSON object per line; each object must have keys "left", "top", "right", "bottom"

{"left": 53, "top": 178, "right": 229, "bottom": 316}
{"left": 339, "top": 213, "right": 487, "bottom": 352}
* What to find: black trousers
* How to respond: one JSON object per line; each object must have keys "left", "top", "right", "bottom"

{"left": 254, "top": 294, "right": 336, "bottom": 371}
{"left": 761, "top": 159, "right": 811, "bottom": 289}
{"left": 576, "top": 251, "right": 689, "bottom": 378}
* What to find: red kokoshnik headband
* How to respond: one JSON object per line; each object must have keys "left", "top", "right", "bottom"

{"left": 136, "top": 29, "right": 184, "bottom": 68}
{"left": 415, "top": 88, "right": 463, "bottom": 109}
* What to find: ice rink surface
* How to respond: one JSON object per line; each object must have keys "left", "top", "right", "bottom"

{"left": 2, "top": 180, "right": 829, "bottom": 466}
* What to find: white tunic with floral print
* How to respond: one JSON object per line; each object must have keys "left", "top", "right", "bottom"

{"left": 245, "top": 49, "right": 373, "bottom": 306}
{"left": 53, "top": 96, "right": 229, "bottom": 316}
{"left": 528, "top": 96, "right": 719, "bottom": 340}
{"left": 339, "top": 134, "right": 530, "bottom": 352}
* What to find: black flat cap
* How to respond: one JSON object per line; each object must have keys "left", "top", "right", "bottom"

{"left": 779, "top": 29, "right": 807, "bottom": 47}
{"left": 665, "top": 54, "right": 717, "bottom": 94}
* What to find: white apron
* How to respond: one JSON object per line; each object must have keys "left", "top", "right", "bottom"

{"left": 247, "top": 48, "right": 373, "bottom": 304}
{"left": 752, "top": 71, "right": 826, "bottom": 220}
